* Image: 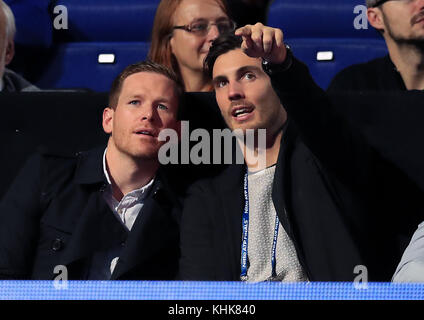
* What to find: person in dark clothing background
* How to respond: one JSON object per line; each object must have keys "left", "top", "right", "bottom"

{"left": 329, "top": 0, "right": 424, "bottom": 92}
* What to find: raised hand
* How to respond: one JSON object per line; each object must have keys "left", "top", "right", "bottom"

{"left": 235, "top": 23, "right": 287, "bottom": 64}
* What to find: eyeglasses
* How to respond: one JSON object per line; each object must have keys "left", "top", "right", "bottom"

{"left": 172, "top": 19, "right": 236, "bottom": 36}
{"left": 371, "top": 0, "right": 413, "bottom": 7}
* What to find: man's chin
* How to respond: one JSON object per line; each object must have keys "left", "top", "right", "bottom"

{"left": 230, "top": 126, "right": 265, "bottom": 137}
{"left": 122, "top": 147, "right": 159, "bottom": 163}
{"left": 392, "top": 34, "right": 424, "bottom": 46}
{"left": 412, "top": 36, "right": 424, "bottom": 44}
{"left": 132, "top": 151, "right": 158, "bottom": 162}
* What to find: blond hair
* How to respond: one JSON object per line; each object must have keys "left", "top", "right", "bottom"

{"left": 0, "top": 0, "right": 16, "bottom": 40}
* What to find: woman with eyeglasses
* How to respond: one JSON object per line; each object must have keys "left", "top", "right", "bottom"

{"left": 149, "top": 0, "right": 235, "bottom": 92}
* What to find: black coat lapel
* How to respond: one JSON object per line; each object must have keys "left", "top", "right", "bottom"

{"left": 111, "top": 177, "right": 180, "bottom": 280}
{"left": 272, "top": 122, "right": 295, "bottom": 240}
{"left": 218, "top": 164, "right": 245, "bottom": 281}
{"left": 59, "top": 188, "right": 127, "bottom": 270}
{"left": 59, "top": 147, "right": 128, "bottom": 274}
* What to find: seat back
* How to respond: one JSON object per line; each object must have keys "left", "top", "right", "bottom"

{"left": 267, "top": 0, "right": 388, "bottom": 89}
{"left": 34, "top": 0, "right": 160, "bottom": 91}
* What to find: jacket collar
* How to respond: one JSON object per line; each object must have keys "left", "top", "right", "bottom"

{"left": 74, "top": 146, "right": 107, "bottom": 185}
{"left": 73, "top": 147, "right": 177, "bottom": 197}
{"left": 64, "top": 146, "right": 181, "bottom": 279}
{"left": 384, "top": 55, "right": 407, "bottom": 91}
{"left": 272, "top": 119, "right": 298, "bottom": 239}
{"left": 216, "top": 162, "right": 245, "bottom": 280}
{"left": 110, "top": 169, "right": 181, "bottom": 280}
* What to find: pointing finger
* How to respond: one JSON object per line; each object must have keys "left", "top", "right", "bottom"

{"left": 274, "top": 28, "right": 284, "bottom": 48}
{"left": 235, "top": 25, "right": 253, "bottom": 37}
{"left": 241, "top": 35, "right": 254, "bottom": 51}
{"left": 262, "top": 29, "right": 274, "bottom": 54}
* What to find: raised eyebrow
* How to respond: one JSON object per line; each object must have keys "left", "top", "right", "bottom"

{"left": 212, "top": 66, "right": 260, "bottom": 84}
{"left": 191, "top": 17, "right": 228, "bottom": 24}
{"left": 126, "top": 94, "right": 143, "bottom": 100}
{"left": 154, "top": 97, "right": 173, "bottom": 105}
{"left": 216, "top": 17, "right": 230, "bottom": 22}
{"left": 236, "top": 65, "right": 262, "bottom": 78}
{"left": 212, "top": 75, "right": 227, "bottom": 85}
{"left": 189, "top": 18, "right": 208, "bottom": 24}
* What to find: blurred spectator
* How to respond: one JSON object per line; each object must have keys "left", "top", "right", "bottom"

{"left": 0, "top": 0, "right": 38, "bottom": 92}
{"left": 5, "top": 0, "right": 52, "bottom": 47}
{"left": 329, "top": 0, "right": 424, "bottom": 92}
{"left": 393, "top": 221, "right": 424, "bottom": 282}
{"left": 149, "top": 0, "right": 235, "bottom": 92}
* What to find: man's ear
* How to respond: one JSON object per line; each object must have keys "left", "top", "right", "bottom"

{"left": 102, "top": 107, "right": 114, "bottom": 134}
{"left": 368, "top": 7, "right": 385, "bottom": 32}
{"left": 5, "top": 40, "right": 14, "bottom": 66}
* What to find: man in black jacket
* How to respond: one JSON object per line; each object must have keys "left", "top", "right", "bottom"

{"left": 178, "top": 24, "right": 424, "bottom": 282}
{"left": 329, "top": 0, "right": 424, "bottom": 92}
{"left": 0, "top": 61, "right": 182, "bottom": 280}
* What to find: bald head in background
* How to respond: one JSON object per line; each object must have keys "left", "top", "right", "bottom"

{"left": 0, "top": 0, "right": 38, "bottom": 92}
{"left": 0, "top": 0, "right": 15, "bottom": 85}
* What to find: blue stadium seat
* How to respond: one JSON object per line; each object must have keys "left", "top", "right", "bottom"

{"left": 267, "top": 0, "right": 388, "bottom": 89}
{"left": 11, "top": 0, "right": 388, "bottom": 91}
{"left": 53, "top": 0, "right": 159, "bottom": 42}
{"left": 289, "top": 38, "right": 387, "bottom": 90}
{"left": 34, "top": 0, "right": 160, "bottom": 92}
{"left": 5, "top": 0, "right": 53, "bottom": 48}
{"left": 35, "top": 42, "right": 151, "bottom": 92}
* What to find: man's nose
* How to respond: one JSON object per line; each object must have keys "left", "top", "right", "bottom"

{"left": 228, "top": 81, "right": 245, "bottom": 101}
{"left": 141, "top": 105, "right": 154, "bottom": 121}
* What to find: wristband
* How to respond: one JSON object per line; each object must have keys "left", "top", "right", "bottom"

{"left": 262, "top": 44, "right": 293, "bottom": 75}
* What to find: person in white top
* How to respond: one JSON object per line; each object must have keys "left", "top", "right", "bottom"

{"left": 393, "top": 221, "right": 424, "bottom": 282}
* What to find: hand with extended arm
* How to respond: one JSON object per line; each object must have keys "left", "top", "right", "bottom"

{"left": 235, "top": 23, "right": 287, "bottom": 64}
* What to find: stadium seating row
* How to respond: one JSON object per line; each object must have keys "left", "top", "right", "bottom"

{"left": 268, "top": 0, "right": 387, "bottom": 88}
{"left": 7, "top": 0, "right": 388, "bottom": 91}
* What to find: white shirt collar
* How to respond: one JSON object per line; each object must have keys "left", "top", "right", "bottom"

{"left": 103, "top": 148, "right": 112, "bottom": 185}
{"left": 102, "top": 148, "right": 155, "bottom": 198}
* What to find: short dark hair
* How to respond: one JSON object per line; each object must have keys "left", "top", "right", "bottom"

{"left": 204, "top": 33, "right": 243, "bottom": 79}
{"left": 108, "top": 60, "right": 184, "bottom": 109}
{"left": 366, "top": 0, "right": 380, "bottom": 7}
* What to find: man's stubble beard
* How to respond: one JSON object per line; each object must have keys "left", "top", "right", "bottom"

{"left": 384, "top": 13, "right": 424, "bottom": 50}
{"left": 113, "top": 136, "right": 159, "bottom": 163}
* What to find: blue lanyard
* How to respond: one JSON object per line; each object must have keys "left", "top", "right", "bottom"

{"left": 240, "top": 173, "right": 280, "bottom": 281}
